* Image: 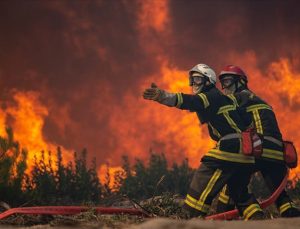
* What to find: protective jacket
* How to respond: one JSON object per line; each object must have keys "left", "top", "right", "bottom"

{"left": 217, "top": 88, "right": 297, "bottom": 217}
{"left": 227, "top": 88, "right": 284, "bottom": 162}
{"left": 176, "top": 85, "right": 255, "bottom": 164}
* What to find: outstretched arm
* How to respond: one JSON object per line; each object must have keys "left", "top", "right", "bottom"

{"left": 143, "top": 83, "right": 177, "bottom": 107}
{"left": 143, "top": 83, "right": 207, "bottom": 112}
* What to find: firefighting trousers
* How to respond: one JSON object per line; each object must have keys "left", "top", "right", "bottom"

{"left": 216, "top": 160, "right": 295, "bottom": 215}
{"left": 183, "top": 161, "right": 262, "bottom": 219}
{"left": 257, "top": 159, "right": 295, "bottom": 214}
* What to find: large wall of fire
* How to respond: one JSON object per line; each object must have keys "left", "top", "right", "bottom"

{"left": 0, "top": 0, "right": 299, "bottom": 181}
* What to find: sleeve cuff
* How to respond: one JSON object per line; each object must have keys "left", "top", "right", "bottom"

{"left": 176, "top": 93, "right": 183, "bottom": 108}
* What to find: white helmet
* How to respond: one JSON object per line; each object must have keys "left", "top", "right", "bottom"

{"left": 189, "top": 64, "right": 216, "bottom": 86}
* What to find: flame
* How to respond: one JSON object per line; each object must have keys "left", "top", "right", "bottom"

{"left": 0, "top": 90, "right": 124, "bottom": 186}
{"left": 0, "top": 91, "right": 73, "bottom": 169}
{"left": 0, "top": 109, "right": 7, "bottom": 137}
{"left": 5, "top": 59, "right": 297, "bottom": 187}
{"left": 266, "top": 59, "right": 300, "bottom": 180}
{"left": 109, "top": 0, "right": 214, "bottom": 168}
{"left": 108, "top": 61, "right": 213, "bottom": 168}
{"left": 98, "top": 165, "right": 123, "bottom": 189}
{"left": 108, "top": 50, "right": 300, "bottom": 183}
{"left": 1, "top": 1, "right": 300, "bottom": 189}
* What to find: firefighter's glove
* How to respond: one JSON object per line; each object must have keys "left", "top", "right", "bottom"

{"left": 143, "top": 83, "right": 177, "bottom": 107}
{"left": 143, "top": 83, "right": 162, "bottom": 101}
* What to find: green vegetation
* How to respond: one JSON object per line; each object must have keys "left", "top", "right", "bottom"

{"left": 0, "top": 127, "right": 299, "bottom": 215}
{"left": 0, "top": 128, "right": 194, "bottom": 207}
{"left": 0, "top": 128, "right": 102, "bottom": 206}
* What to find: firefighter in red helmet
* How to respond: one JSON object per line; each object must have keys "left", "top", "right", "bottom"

{"left": 143, "top": 63, "right": 264, "bottom": 220}
{"left": 217, "top": 65, "right": 300, "bottom": 217}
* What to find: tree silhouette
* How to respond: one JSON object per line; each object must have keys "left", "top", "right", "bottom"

{"left": 0, "top": 128, "right": 28, "bottom": 206}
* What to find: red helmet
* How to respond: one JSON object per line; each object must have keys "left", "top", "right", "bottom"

{"left": 219, "top": 65, "right": 248, "bottom": 82}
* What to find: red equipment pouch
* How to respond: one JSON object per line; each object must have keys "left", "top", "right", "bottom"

{"left": 242, "top": 128, "right": 263, "bottom": 157}
{"left": 242, "top": 130, "right": 253, "bottom": 156}
{"left": 283, "top": 141, "right": 298, "bottom": 168}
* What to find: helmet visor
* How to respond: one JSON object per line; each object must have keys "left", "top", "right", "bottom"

{"left": 190, "top": 72, "right": 207, "bottom": 86}
{"left": 220, "top": 75, "right": 235, "bottom": 89}
{"left": 192, "top": 76, "right": 206, "bottom": 85}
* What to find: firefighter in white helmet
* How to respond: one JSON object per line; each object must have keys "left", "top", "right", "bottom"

{"left": 216, "top": 65, "right": 300, "bottom": 217}
{"left": 143, "top": 63, "right": 265, "bottom": 220}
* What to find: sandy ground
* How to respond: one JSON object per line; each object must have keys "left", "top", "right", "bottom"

{"left": 1, "top": 217, "right": 300, "bottom": 229}
{"left": 129, "top": 218, "right": 300, "bottom": 229}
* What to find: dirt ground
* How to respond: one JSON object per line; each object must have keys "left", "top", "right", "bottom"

{"left": 1, "top": 217, "right": 300, "bottom": 229}
{"left": 130, "top": 218, "right": 300, "bottom": 229}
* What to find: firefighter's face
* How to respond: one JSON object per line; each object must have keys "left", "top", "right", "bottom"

{"left": 220, "top": 76, "right": 235, "bottom": 95}
{"left": 191, "top": 74, "right": 206, "bottom": 94}
{"left": 192, "top": 77, "right": 205, "bottom": 94}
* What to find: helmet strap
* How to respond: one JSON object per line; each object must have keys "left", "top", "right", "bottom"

{"left": 236, "top": 81, "right": 248, "bottom": 92}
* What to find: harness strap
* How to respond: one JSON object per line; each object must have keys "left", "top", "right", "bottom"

{"left": 264, "top": 136, "right": 283, "bottom": 146}
{"left": 220, "top": 133, "right": 241, "bottom": 141}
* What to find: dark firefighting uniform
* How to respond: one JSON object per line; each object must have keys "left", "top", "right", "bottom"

{"left": 217, "top": 88, "right": 296, "bottom": 215}
{"left": 176, "top": 85, "right": 263, "bottom": 219}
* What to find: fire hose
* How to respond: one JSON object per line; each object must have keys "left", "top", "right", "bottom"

{"left": 0, "top": 206, "right": 150, "bottom": 220}
{"left": 205, "top": 169, "right": 289, "bottom": 220}
{"left": 0, "top": 170, "right": 289, "bottom": 221}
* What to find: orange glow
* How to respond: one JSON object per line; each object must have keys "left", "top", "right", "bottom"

{"left": 1, "top": 2, "right": 300, "bottom": 189}
{"left": 98, "top": 164, "right": 123, "bottom": 189}
{"left": 5, "top": 57, "right": 297, "bottom": 185}
{"left": 136, "top": 0, "right": 171, "bottom": 60}
{"left": 138, "top": 0, "right": 170, "bottom": 33}
{"left": 108, "top": 52, "right": 300, "bottom": 181}
{"left": 0, "top": 91, "right": 73, "bottom": 169}
{"left": 108, "top": 61, "right": 213, "bottom": 168}
{"left": 125, "top": 0, "right": 213, "bottom": 168}
{"left": 0, "top": 109, "right": 7, "bottom": 137}
{"left": 266, "top": 59, "right": 300, "bottom": 180}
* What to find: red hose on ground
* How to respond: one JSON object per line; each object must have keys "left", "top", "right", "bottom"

{"left": 0, "top": 206, "right": 150, "bottom": 220}
{"left": 205, "top": 169, "right": 289, "bottom": 220}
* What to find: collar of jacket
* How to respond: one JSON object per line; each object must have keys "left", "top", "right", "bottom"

{"left": 236, "top": 85, "right": 248, "bottom": 93}
{"left": 201, "top": 84, "right": 215, "bottom": 93}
